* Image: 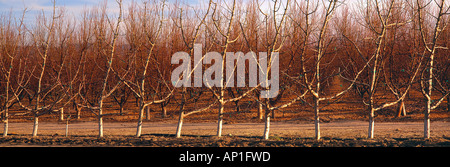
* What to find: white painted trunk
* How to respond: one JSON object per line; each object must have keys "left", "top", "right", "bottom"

{"left": 136, "top": 105, "right": 145, "bottom": 137}
{"left": 401, "top": 101, "right": 406, "bottom": 116}
{"left": 424, "top": 117, "right": 430, "bottom": 139}
{"left": 368, "top": 110, "right": 375, "bottom": 139}
{"left": 65, "top": 120, "right": 69, "bottom": 137}
{"left": 3, "top": 111, "right": 7, "bottom": 137}
{"left": 424, "top": 100, "right": 431, "bottom": 138}
{"left": 136, "top": 121, "right": 142, "bottom": 137}
{"left": 314, "top": 98, "right": 320, "bottom": 140}
{"left": 176, "top": 89, "right": 186, "bottom": 138}
{"left": 98, "top": 115, "right": 103, "bottom": 137}
{"left": 314, "top": 118, "right": 320, "bottom": 140}
{"left": 263, "top": 116, "right": 270, "bottom": 140}
{"left": 397, "top": 100, "right": 406, "bottom": 117}
{"left": 217, "top": 119, "right": 223, "bottom": 137}
{"left": 217, "top": 103, "right": 224, "bottom": 137}
{"left": 3, "top": 120, "right": 8, "bottom": 137}
{"left": 424, "top": 50, "right": 433, "bottom": 138}
{"left": 32, "top": 116, "right": 38, "bottom": 137}
{"left": 176, "top": 112, "right": 184, "bottom": 138}
{"left": 59, "top": 108, "right": 64, "bottom": 121}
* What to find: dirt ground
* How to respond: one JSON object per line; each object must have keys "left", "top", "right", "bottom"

{"left": 2, "top": 88, "right": 449, "bottom": 147}
{"left": 1, "top": 121, "right": 449, "bottom": 147}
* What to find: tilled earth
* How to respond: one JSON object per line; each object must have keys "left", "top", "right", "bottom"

{"left": 1, "top": 135, "right": 450, "bottom": 147}
{"left": 1, "top": 121, "right": 449, "bottom": 147}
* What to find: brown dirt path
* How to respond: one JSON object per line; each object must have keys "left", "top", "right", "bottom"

{"left": 3, "top": 121, "right": 449, "bottom": 138}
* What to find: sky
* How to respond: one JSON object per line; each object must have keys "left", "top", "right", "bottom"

{"left": 0, "top": 0, "right": 201, "bottom": 24}
{"left": 0, "top": 0, "right": 299, "bottom": 27}
{"left": 0, "top": 0, "right": 201, "bottom": 13}
{"left": 0, "top": 0, "right": 119, "bottom": 24}
{"left": 0, "top": 0, "right": 102, "bottom": 13}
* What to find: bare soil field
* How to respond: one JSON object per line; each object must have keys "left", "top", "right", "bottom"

{"left": 1, "top": 121, "right": 449, "bottom": 147}
{"left": 2, "top": 89, "right": 449, "bottom": 147}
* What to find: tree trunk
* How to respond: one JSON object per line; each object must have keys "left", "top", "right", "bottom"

{"left": 256, "top": 91, "right": 263, "bottom": 120}
{"left": 176, "top": 111, "right": 184, "bottom": 138}
{"left": 424, "top": 99, "right": 431, "bottom": 138}
{"left": 119, "top": 104, "right": 124, "bottom": 115}
{"left": 217, "top": 102, "right": 224, "bottom": 137}
{"left": 424, "top": 49, "right": 434, "bottom": 139}
{"left": 98, "top": 109, "right": 103, "bottom": 138}
{"left": 65, "top": 118, "right": 69, "bottom": 137}
{"left": 263, "top": 112, "right": 270, "bottom": 140}
{"left": 161, "top": 103, "right": 167, "bottom": 118}
{"left": 32, "top": 115, "right": 38, "bottom": 137}
{"left": 447, "top": 95, "right": 449, "bottom": 113}
{"left": 3, "top": 115, "right": 8, "bottom": 137}
{"left": 59, "top": 108, "right": 64, "bottom": 121}
{"left": 368, "top": 108, "right": 375, "bottom": 139}
{"left": 272, "top": 109, "right": 275, "bottom": 119}
{"left": 176, "top": 88, "right": 186, "bottom": 138}
{"left": 397, "top": 99, "right": 406, "bottom": 117}
{"left": 136, "top": 102, "right": 145, "bottom": 137}
{"left": 258, "top": 98, "right": 263, "bottom": 120}
{"left": 314, "top": 97, "right": 320, "bottom": 140}
{"left": 146, "top": 106, "right": 150, "bottom": 121}
{"left": 76, "top": 105, "right": 81, "bottom": 120}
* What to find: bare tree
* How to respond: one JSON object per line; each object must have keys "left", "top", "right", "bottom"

{"left": 173, "top": 0, "right": 214, "bottom": 138}
{"left": 282, "top": 0, "right": 382, "bottom": 140}
{"left": 208, "top": 0, "right": 240, "bottom": 137}
{"left": 252, "top": 0, "right": 290, "bottom": 140}
{"left": 118, "top": 0, "right": 173, "bottom": 137}
{"left": 416, "top": 0, "right": 449, "bottom": 138}
{"left": 294, "top": 0, "right": 341, "bottom": 140}
{"left": 12, "top": 1, "right": 67, "bottom": 137}
{"left": 342, "top": 0, "right": 425, "bottom": 138}
{"left": 77, "top": 0, "right": 125, "bottom": 137}
{"left": 0, "top": 9, "right": 27, "bottom": 137}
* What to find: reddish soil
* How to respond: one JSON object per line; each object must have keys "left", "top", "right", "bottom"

{"left": 1, "top": 121, "right": 449, "bottom": 147}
